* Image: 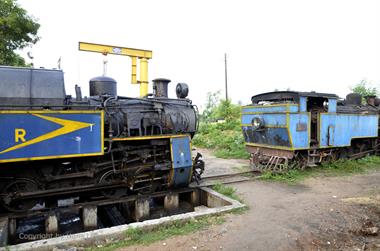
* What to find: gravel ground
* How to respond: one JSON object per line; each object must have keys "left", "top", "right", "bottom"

{"left": 119, "top": 150, "right": 380, "bottom": 251}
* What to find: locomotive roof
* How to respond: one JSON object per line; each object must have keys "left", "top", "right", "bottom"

{"left": 251, "top": 91, "right": 339, "bottom": 104}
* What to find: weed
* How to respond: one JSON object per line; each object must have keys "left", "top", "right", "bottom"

{"left": 212, "top": 183, "right": 243, "bottom": 203}
{"left": 229, "top": 206, "right": 249, "bottom": 215}
{"left": 88, "top": 216, "right": 225, "bottom": 251}
{"left": 260, "top": 156, "right": 380, "bottom": 184}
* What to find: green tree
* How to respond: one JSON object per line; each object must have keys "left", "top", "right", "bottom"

{"left": 214, "top": 99, "right": 241, "bottom": 122}
{"left": 351, "top": 79, "right": 378, "bottom": 97}
{"left": 201, "top": 91, "right": 221, "bottom": 121}
{"left": 0, "top": 0, "right": 40, "bottom": 66}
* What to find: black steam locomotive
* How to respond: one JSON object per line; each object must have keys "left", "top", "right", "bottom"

{"left": 0, "top": 66, "right": 204, "bottom": 212}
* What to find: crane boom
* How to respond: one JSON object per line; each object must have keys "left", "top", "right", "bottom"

{"left": 78, "top": 42, "right": 153, "bottom": 97}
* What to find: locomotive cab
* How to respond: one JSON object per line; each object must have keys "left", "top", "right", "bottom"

{"left": 301, "top": 94, "right": 335, "bottom": 147}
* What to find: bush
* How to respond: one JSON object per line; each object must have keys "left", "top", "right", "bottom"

{"left": 193, "top": 119, "right": 249, "bottom": 159}
{"left": 193, "top": 92, "right": 249, "bottom": 159}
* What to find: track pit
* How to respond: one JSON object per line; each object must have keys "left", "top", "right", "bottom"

{"left": 0, "top": 187, "right": 244, "bottom": 250}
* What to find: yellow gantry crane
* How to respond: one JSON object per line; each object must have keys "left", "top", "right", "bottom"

{"left": 79, "top": 42, "right": 153, "bottom": 97}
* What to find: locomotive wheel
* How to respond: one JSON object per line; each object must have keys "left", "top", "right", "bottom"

{"left": 288, "top": 153, "right": 307, "bottom": 171}
{"left": 1, "top": 179, "right": 40, "bottom": 212}
{"left": 337, "top": 148, "right": 348, "bottom": 159}
{"left": 250, "top": 153, "right": 265, "bottom": 171}
{"left": 324, "top": 151, "right": 337, "bottom": 163}
{"left": 99, "top": 170, "right": 127, "bottom": 199}
{"left": 290, "top": 160, "right": 307, "bottom": 170}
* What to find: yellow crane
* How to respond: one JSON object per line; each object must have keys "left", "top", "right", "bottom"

{"left": 79, "top": 42, "right": 153, "bottom": 97}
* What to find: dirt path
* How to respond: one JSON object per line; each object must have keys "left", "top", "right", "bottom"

{"left": 195, "top": 148, "right": 250, "bottom": 177}
{"left": 119, "top": 151, "right": 380, "bottom": 251}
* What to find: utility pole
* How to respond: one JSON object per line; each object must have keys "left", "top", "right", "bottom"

{"left": 224, "top": 53, "right": 228, "bottom": 100}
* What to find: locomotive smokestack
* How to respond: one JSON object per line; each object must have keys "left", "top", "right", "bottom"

{"left": 152, "top": 78, "right": 171, "bottom": 98}
{"left": 346, "top": 93, "right": 362, "bottom": 106}
{"left": 366, "top": 95, "right": 376, "bottom": 106}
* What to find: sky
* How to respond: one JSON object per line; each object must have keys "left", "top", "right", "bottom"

{"left": 17, "top": 0, "right": 380, "bottom": 109}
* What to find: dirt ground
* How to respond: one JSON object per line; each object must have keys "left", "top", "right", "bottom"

{"left": 198, "top": 148, "right": 249, "bottom": 177}
{"left": 121, "top": 150, "right": 380, "bottom": 251}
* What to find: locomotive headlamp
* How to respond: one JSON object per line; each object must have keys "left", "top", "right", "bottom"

{"left": 251, "top": 117, "right": 264, "bottom": 131}
{"left": 176, "top": 83, "right": 189, "bottom": 98}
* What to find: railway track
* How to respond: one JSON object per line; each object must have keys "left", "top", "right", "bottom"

{"left": 193, "top": 170, "right": 262, "bottom": 187}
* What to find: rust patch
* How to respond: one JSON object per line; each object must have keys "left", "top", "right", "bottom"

{"left": 246, "top": 145, "right": 294, "bottom": 159}
{"left": 296, "top": 122, "right": 307, "bottom": 132}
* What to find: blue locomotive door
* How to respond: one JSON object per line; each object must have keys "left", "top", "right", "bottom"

{"left": 169, "top": 136, "right": 192, "bottom": 187}
{"left": 328, "top": 125, "right": 335, "bottom": 146}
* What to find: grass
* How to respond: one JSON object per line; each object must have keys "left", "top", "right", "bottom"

{"left": 212, "top": 183, "right": 242, "bottom": 202}
{"left": 212, "top": 183, "right": 248, "bottom": 214}
{"left": 192, "top": 120, "right": 249, "bottom": 159}
{"left": 260, "top": 155, "right": 380, "bottom": 184}
{"left": 89, "top": 216, "right": 225, "bottom": 251}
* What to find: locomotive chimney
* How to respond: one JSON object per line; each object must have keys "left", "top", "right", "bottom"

{"left": 152, "top": 78, "right": 171, "bottom": 98}
{"left": 366, "top": 95, "right": 376, "bottom": 106}
{"left": 346, "top": 93, "right": 362, "bottom": 106}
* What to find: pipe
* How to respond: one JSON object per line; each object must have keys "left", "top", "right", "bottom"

{"left": 75, "top": 85, "right": 82, "bottom": 101}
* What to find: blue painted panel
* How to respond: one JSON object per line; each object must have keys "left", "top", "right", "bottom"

{"left": 299, "top": 97, "right": 307, "bottom": 112}
{"left": 0, "top": 112, "right": 103, "bottom": 162}
{"left": 242, "top": 113, "right": 287, "bottom": 126}
{"left": 319, "top": 114, "right": 378, "bottom": 147}
{"left": 242, "top": 126, "right": 291, "bottom": 147}
{"left": 242, "top": 105, "right": 298, "bottom": 113}
{"left": 289, "top": 113, "right": 309, "bottom": 149}
{"left": 170, "top": 136, "right": 192, "bottom": 187}
{"left": 328, "top": 99, "right": 337, "bottom": 113}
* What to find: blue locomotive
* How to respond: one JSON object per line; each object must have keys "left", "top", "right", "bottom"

{"left": 241, "top": 91, "right": 379, "bottom": 171}
{"left": 0, "top": 66, "right": 204, "bottom": 212}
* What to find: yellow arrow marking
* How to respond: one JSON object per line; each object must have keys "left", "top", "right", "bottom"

{"left": 0, "top": 114, "right": 94, "bottom": 154}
